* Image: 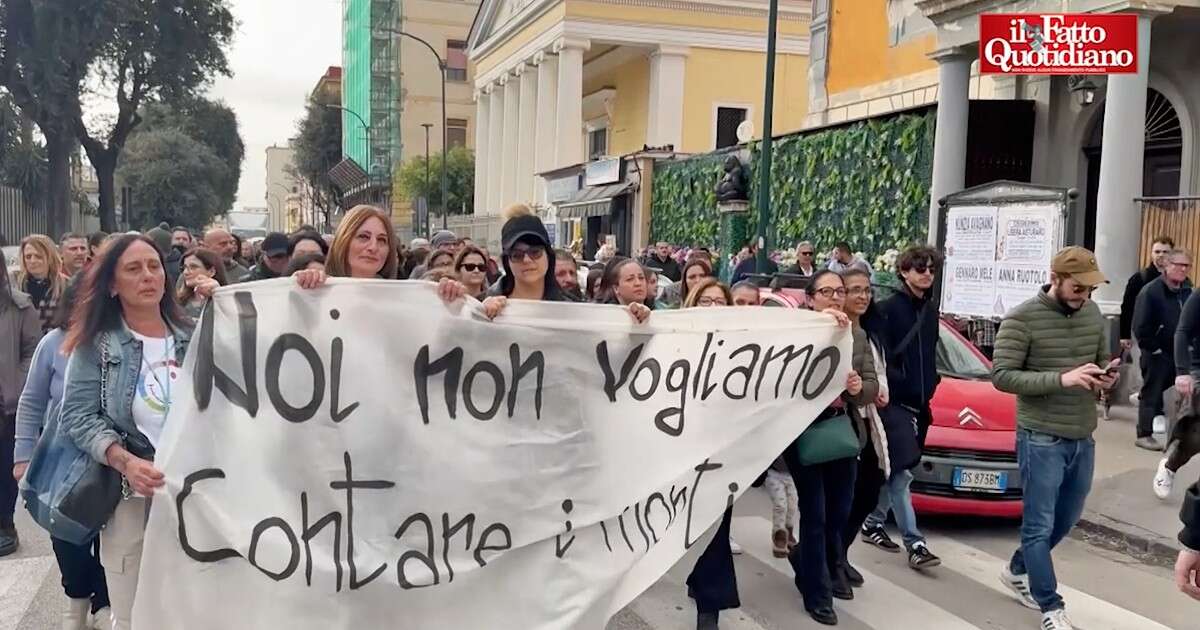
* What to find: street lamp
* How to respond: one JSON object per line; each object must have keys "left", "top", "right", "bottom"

{"left": 325, "top": 104, "right": 372, "bottom": 177}
{"left": 755, "top": 0, "right": 780, "bottom": 273}
{"left": 380, "top": 27, "right": 449, "bottom": 231}
{"left": 421, "top": 122, "right": 433, "bottom": 237}
{"left": 1067, "top": 75, "right": 1099, "bottom": 107}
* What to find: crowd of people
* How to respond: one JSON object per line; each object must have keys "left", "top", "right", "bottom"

{"left": 2, "top": 207, "right": 1199, "bottom": 630}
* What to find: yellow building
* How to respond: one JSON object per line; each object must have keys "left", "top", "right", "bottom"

{"left": 393, "top": 0, "right": 481, "bottom": 232}
{"left": 466, "top": 0, "right": 812, "bottom": 228}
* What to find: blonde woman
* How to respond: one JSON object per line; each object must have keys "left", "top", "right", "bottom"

{"left": 14, "top": 234, "right": 67, "bottom": 334}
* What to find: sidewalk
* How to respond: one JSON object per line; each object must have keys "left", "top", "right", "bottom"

{"left": 1078, "top": 403, "right": 1194, "bottom": 564}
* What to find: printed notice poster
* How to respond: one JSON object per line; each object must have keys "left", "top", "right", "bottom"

{"left": 942, "top": 201, "right": 1062, "bottom": 318}
{"left": 945, "top": 206, "right": 998, "bottom": 263}
{"left": 997, "top": 204, "right": 1059, "bottom": 266}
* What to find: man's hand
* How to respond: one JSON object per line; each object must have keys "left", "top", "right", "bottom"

{"left": 1178, "top": 375, "right": 1194, "bottom": 398}
{"left": 1097, "top": 359, "right": 1121, "bottom": 391}
{"left": 1061, "top": 364, "right": 1104, "bottom": 391}
{"left": 1176, "top": 548, "right": 1200, "bottom": 600}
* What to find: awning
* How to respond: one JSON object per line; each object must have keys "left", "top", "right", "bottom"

{"left": 555, "top": 182, "right": 634, "bottom": 219}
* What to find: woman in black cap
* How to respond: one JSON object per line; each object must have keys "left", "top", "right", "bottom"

{"left": 481, "top": 204, "right": 650, "bottom": 323}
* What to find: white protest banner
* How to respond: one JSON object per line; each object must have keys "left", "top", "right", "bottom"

{"left": 133, "top": 280, "right": 850, "bottom": 629}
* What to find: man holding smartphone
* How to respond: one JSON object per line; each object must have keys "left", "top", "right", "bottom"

{"left": 991, "top": 247, "right": 1118, "bottom": 630}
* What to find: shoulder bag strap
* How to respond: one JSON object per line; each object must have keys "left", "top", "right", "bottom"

{"left": 892, "top": 301, "right": 930, "bottom": 358}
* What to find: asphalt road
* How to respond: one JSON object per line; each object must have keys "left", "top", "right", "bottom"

{"left": 3, "top": 489, "right": 1190, "bottom": 630}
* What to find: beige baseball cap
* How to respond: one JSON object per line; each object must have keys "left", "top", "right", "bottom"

{"left": 1051, "top": 246, "right": 1108, "bottom": 286}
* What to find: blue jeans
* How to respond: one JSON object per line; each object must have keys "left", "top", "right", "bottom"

{"left": 1008, "top": 428, "right": 1095, "bottom": 613}
{"left": 864, "top": 468, "right": 925, "bottom": 549}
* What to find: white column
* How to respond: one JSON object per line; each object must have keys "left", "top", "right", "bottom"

{"left": 927, "top": 48, "right": 973, "bottom": 245}
{"left": 500, "top": 72, "right": 521, "bottom": 208}
{"left": 473, "top": 90, "right": 490, "bottom": 214}
{"left": 1093, "top": 12, "right": 1156, "bottom": 310}
{"left": 646, "top": 45, "right": 688, "bottom": 150}
{"left": 554, "top": 38, "right": 589, "bottom": 168}
{"left": 516, "top": 62, "right": 538, "bottom": 203}
{"left": 533, "top": 51, "right": 559, "bottom": 204}
{"left": 486, "top": 83, "right": 505, "bottom": 215}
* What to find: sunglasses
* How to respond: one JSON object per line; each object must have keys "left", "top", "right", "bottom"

{"left": 459, "top": 263, "right": 486, "bottom": 272}
{"left": 799, "top": 251, "right": 814, "bottom": 256}
{"left": 509, "top": 247, "right": 545, "bottom": 262}
{"left": 911, "top": 263, "right": 939, "bottom": 275}
{"left": 1065, "top": 283, "right": 1096, "bottom": 296}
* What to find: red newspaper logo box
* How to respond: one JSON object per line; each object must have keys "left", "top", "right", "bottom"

{"left": 979, "top": 14, "right": 1138, "bottom": 75}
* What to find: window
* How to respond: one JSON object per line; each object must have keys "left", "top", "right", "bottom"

{"left": 447, "top": 118, "right": 468, "bottom": 149}
{"left": 446, "top": 40, "right": 468, "bottom": 82}
{"left": 588, "top": 128, "right": 608, "bottom": 160}
{"left": 715, "top": 107, "right": 748, "bottom": 149}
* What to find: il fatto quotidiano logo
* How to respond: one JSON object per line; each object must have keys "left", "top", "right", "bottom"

{"left": 979, "top": 14, "right": 1138, "bottom": 75}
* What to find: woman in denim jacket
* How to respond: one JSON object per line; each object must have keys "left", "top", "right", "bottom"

{"left": 14, "top": 281, "right": 113, "bottom": 629}
{"left": 58, "top": 234, "right": 193, "bottom": 630}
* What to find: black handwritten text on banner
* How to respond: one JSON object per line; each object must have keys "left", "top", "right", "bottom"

{"left": 133, "top": 280, "right": 849, "bottom": 630}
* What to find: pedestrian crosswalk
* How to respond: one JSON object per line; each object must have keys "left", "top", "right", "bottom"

{"left": 607, "top": 490, "right": 1184, "bottom": 630}
{"left": 1, "top": 493, "right": 1186, "bottom": 630}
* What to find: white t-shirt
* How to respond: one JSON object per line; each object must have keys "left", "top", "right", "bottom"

{"left": 130, "top": 330, "right": 179, "bottom": 449}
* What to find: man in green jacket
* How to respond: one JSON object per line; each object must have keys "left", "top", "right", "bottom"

{"left": 990, "top": 246, "right": 1119, "bottom": 630}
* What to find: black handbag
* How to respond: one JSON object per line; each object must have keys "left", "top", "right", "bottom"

{"left": 21, "top": 333, "right": 126, "bottom": 545}
{"left": 880, "top": 403, "right": 922, "bottom": 472}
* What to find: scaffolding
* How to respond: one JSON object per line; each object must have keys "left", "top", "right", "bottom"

{"left": 342, "top": 0, "right": 399, "bottom": 195}
{"left": 369, "top": 0, "right": 398, "bottom": 188}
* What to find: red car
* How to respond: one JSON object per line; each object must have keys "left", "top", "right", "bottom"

{"left": 758, "top": 287, "right": 1022, "bottom": 518}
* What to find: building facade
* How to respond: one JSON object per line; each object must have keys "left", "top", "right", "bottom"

{"left": 466, "top": 0, "right": 812, "bottom": 230}
{"left": 265, "top": 143, "right": 305, "bottom": 233}
{"left": 393, "top": 0, "right": 480, "bottom": 230}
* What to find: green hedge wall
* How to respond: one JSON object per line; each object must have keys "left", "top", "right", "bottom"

{"left": 650, "top": 110, "right": 935, "bottom": 255}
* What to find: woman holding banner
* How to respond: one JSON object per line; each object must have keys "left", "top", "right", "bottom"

{"left": 58, "top": 234, "right": 194, "bottom": 630}
{"left": 481, "top": 204, "right": 651, "bottom": 323}
{"left": 783, "top": 270, "right": 877, "bottom": 626}
{"left": 294, "top": 205, "right": 399, "bottom": 285}
{"left": 681, "top": 278, "right": 741, "bottom": 630}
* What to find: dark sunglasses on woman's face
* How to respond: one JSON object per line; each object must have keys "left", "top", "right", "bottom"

{"left": 459, "top": 263, "right": 486, "bottom": 273}
{"left": 509, "top": 247, "right": 545, "bottom": 262}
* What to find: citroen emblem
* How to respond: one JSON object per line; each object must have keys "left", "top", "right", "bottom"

{"left": 959, "top": 407, "right": 984, "bottom": 427}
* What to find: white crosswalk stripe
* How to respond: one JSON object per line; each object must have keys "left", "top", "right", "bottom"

{"left": 0, "top": 555, "right": 56, "bottom": 630}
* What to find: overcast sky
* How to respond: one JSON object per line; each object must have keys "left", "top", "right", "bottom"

{"left": 210, "top": 0, "right": 342, "bottom": 213}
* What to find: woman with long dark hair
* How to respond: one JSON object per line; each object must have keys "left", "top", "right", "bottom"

{"left": 14, "top": 282, "right": 113, "bottom": 629}
{"left": 176, "top": 248, "right": 226, "bottom": 320}
{"left": 1, "top": 251, "right": 41, "bottom": 557}
{"left": 594, "top": 257, "right": 655, "bottom": 312}
{"left": 58, "top": 234, "right": 193, "bottom": 630}
{"left": 454, "top": 245, "right": 490, "bottom": 299}
{"left": 782, "top": 270, "right": 876, "bottom": 626}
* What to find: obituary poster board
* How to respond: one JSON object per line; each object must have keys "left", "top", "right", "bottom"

{"left": 941, "top": 199, "right": 1064, "bottom": 318}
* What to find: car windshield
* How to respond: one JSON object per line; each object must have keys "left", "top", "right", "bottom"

{"left": 937, "top": 325, "right": 991, "bottom": 380}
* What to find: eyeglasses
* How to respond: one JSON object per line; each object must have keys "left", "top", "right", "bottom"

{"left": 509, "top": 248, "right": 545, "bottom": 262}
{"left": 814, "top": 287, "right": 847, "bottom": 298}
{"left": 459, "top": 263, "right": 486, "bottom": 272}
{"left": 697, "top": 296, "right": 728, "bottom": 306}
{"left": 847, "top": 286, "right": 872, "bottom": 298}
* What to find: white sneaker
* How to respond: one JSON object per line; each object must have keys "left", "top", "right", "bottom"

{"left": 62, "top": 597, "right": 88, "bottom": 630}
{"left": 729, "top": 537, "right": 743, "bottom": 555}
{"left": 1041, "top": 609, "right": 1075, "bottom": 630}
{"left": 999, "top": 566, "right": 1039, "bottom": 610}
{"left": 90, "top": 607, "right": 114, "bottom": 630}
{"left": 1153, "top": 459, "right": 1175, "bottom": 500}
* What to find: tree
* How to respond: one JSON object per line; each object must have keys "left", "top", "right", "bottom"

{"left": 395, "top": 147, "right": 475, "bottom": 216}
{"left": 136, "top": 97, "right": 243, "bottom": 212}
{"left": 291, "top": 100, "right": 343, "bottom": 230}
{"left": 0, "top": 0, "right": 103, "bottom": 237}
{"left": 116, "top": 127, "right": 225, "bottom": 229}
{"left": 73, "top": 0, "right": 234, "bottom": 231}
{"left": 0, "top": 92, "right": 47, "bottom": 204}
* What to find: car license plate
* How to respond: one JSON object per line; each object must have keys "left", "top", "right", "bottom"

{"left": 953, "top": 468, "right": 1008, "bottom": 492}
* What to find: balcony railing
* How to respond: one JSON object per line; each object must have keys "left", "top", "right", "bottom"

{"left": 1138, "top": 196, "right": 1200, "bottom": 278}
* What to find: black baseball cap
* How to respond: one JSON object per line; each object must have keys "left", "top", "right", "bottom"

{"left": 262, "top": 232, "right": 289, "bottom": 257}
{"left": 501, "top": 214, "right": 552, "bottom": 254}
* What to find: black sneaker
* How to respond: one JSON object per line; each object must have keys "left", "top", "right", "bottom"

{"left": 861, "top": 524, "right": 901, "bottom": 553}
{"left": 844, "top": 562, "right": 865, "bottom": 587}
{"left": 0, "top": 526, "right": 18, "bottom": 557}
{"left": 908, "top": 543, "right": 941, "bottom": 570}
